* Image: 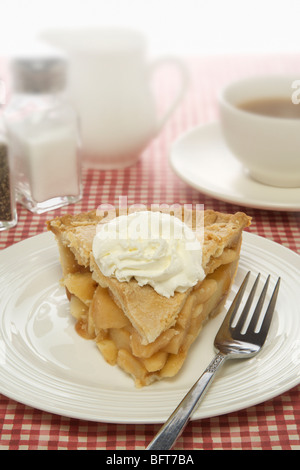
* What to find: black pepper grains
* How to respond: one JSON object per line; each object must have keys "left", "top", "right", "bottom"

{"left": 0, "top": 142, "right": 12, "bottom": 221}
{"left": 0, "top": 140, "right": 17, "bottom": 229}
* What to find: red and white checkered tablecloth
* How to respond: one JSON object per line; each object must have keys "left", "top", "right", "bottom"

{"left": 0, "top": 54, "right": 300, "bottom": 451}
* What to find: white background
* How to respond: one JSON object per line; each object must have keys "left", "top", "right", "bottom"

{"left": 1, "top": 0, "right": 300, "bottom": 56}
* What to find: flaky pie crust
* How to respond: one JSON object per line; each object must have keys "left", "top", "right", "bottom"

{"left": 48, "top": 209, "right": 251, "bottom": 345}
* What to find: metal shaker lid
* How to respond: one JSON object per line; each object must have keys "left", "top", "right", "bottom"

{"left": 11, "top": 44, "right": 68, "bottom": 94}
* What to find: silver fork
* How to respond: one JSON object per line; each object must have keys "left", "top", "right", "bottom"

{"left": 146, "top": 271, "right": 281, "bottom": 450}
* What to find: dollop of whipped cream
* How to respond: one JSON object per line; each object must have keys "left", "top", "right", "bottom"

{"left": 92, "top": 211, "right": 205, "bottom": 298}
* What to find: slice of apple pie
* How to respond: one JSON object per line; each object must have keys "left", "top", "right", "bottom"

{"left": 47, "top": 208, "right": 251, "bottom": 387}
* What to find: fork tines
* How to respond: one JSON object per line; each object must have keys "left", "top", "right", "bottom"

{"left": 230, "top": 272, "right": 281, "bottom": 338}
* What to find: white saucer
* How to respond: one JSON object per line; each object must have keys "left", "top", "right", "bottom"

{"left": 170, "top": 122, "right": 300, "bottom": 211}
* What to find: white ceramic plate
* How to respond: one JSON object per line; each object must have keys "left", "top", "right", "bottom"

{"left": 170, "top": 122, "right": 300, "bottom": 211}
{"left": 0, "top": 232, "right": 300, "bottom": 423}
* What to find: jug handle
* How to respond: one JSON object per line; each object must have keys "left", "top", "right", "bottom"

{"left": 148, "top": 56, "right": 189, "bottom": 133}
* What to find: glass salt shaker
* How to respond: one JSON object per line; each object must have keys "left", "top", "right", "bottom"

{"left": 0, "top": 122, "right": 17, "bottom": 230}
{"left": 4, "top": 52, "right": 82, "bottom": 214}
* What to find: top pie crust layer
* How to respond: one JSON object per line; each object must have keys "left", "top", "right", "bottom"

{"left": 48, "top": 209, "right": 251, "bottom": 344}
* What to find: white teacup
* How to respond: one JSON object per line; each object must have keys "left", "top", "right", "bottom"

{"left": 219, "top": 75, "right": 300, "bottom": 188}
{"left": 40, "top": 28, "right": 189, "bottom": 169}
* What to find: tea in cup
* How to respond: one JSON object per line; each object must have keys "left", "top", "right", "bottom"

{"left": 219, "top": 75, "right": 300, "bottom": 188}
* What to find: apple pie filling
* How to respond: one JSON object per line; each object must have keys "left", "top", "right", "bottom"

{"left": 58, "top": 236, "right": 239, "bottom": 387}
{"left": 48, "top": 209, "right": 250, "bottom": 387}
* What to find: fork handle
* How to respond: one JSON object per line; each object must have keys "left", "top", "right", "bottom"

{"left": 146, "top": 352, "right": 227, "bottom": 450}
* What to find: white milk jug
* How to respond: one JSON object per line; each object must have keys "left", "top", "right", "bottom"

{"left": 40, "top": 28, "right": 189, "bottom": 169}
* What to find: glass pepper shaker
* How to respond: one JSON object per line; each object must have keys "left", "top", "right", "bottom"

{"left": 4, "top": 51, "right": 82, "bottom": 214}
{"left": 0, "top": 121, "right": 17, "bottom": 230}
